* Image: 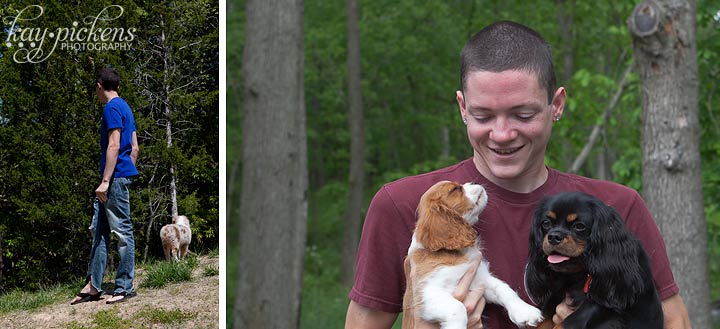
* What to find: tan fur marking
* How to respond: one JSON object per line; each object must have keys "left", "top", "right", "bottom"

{"left": 542, "top": 235, "right": 587, "bottom": 258}
{"left": 547, "top": 211, "right": 557, "bottom": 219}
{"left": 566, "top": 213, "right": 578, "bottom": 222}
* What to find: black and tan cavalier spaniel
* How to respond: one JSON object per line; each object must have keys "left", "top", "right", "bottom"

{"left": 525, "top": 192, "right": 663, "bottom": 329}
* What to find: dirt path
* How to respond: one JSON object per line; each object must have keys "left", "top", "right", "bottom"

{"left": 0, "top": 256, "right": 219, "bottom": 328}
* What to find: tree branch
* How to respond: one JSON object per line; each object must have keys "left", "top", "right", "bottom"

{"left": 568, "top": 62, "right": 634, "bottom": 174}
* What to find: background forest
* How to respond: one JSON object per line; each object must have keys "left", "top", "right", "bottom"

{"left": 228, "top": 0, "right": 719, "bottom": 328}
{"left": 0, "top": 0, "right": 219, "bottom": 291}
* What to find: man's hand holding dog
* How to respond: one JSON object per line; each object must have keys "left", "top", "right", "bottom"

{"left": 413, "top": 258, "right": 486, "bottom": 329}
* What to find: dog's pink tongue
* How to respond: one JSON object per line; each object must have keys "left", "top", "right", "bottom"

{"left": 547, "top": 254, "right": 570, "bottom": 264}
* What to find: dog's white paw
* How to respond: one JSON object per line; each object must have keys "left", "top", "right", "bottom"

{"left": 507, "top": 302, "right": 544, "bottom": 327}
{"left": 438, "top": 322, "right": 466, "bottom": 329}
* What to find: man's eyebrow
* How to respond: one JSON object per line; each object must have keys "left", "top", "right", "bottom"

{"left": 466, "top": 103, "right": 543, "bottom": 112}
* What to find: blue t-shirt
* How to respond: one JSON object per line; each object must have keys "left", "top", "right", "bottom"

{"left": 100, "top": 97, "right": 138, "bottom": 178}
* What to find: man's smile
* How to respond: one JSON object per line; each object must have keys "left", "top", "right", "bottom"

{"left": 489, "top": 145, "right": 524, "bottom": 155}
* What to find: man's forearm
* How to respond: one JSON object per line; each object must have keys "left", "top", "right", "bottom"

{"left": 130, "top": 148, "right": 138, "bottom": 166}
{"left": 130, "top": 131, "right": 139, "bottom": 166}
{"left": 102, "top": 145, "right": 119, "bottom": 182}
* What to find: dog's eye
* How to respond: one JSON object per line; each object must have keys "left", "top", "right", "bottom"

{"left": 572, "top": 222, "right": 587, "bottom": 232}
{"left": 541, "top": 219, "right": 552, "bottom": 230}
{"left": 451, "top": 185, "right": 463, "bottom": 194}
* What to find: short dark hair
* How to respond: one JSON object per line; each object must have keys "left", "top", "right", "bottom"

{"left": 96, "top": 68, "right": 120, "bottom": 91}
{"left": 460, "top": 21, "right": 556, "bottom": 103}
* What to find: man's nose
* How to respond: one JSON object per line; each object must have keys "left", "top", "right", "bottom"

{"left": 489, "top": 117, "right": 517, "bottom": 142}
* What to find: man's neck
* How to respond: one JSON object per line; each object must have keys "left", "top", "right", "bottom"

{"left": 102, "top": 92, "right": 119, "bottom": 104}
{"left": 472, "top": 156, "right": 549, "bottom": 194}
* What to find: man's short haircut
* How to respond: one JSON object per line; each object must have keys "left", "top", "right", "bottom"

{"left": 97, "top": 68, "right": 120, "bottom": 92}
{"left": 460, "top": 21, "right": 556, "bottom": 103}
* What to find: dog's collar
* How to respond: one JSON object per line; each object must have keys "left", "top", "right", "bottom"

{"left": 583, "top": 274, "right": 592, "bottom": 294}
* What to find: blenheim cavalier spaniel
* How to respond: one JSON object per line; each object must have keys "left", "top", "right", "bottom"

{"left": 403, "top": 181, "right": 543, "bottom": 329}
{"left": 525, "top": 192, "right": 663, "bottom": 329}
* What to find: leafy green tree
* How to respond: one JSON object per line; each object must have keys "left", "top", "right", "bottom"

{"left": 131, "top": 0, "right": 219, "bottom": 262}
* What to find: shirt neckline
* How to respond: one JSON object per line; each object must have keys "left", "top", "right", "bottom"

{"left": 461, "top": 158, "right": 557, "bottom": 205}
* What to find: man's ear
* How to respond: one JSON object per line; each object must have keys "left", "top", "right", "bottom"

{"left": 456, "top": 90, "right": 467, "bottom": 120}
{"left": 550, "top": 87, "right": 565, "bottom": 118}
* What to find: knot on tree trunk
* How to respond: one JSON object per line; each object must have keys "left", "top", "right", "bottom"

{"left": 628, "top": 0, "right": 667, "bottom": 57}
{"left": 652, "top": 145, "right": 684, "bottom": 172}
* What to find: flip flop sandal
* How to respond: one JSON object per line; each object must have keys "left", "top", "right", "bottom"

{"left": 106, "top": 291, "right": 137, "bottom": 304}
{"left": 70, "top": 292, "right": 102, "bottom": 305}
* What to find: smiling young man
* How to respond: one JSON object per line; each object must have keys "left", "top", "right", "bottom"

{"left": 345, "top": 21, "right": 690, "bottom": 329}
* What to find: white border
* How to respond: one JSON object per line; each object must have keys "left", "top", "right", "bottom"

{"left": 218, "top": 0, "right": 227, "bottom": 327}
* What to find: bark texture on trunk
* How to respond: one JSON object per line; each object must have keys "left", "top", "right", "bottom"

{"left": 629, "top": 1, "right": 709, "bottom": 327}
{"left": 235, "top": 0, "right": 307, "bottom": 328}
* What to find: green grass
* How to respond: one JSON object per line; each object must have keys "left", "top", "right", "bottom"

{"left": 135, "top": 307, "right": 196, "bottom": 325}
{"left": 0, "top": 281, "right": 78, "bottom": 314}
{"left": 93, "top": 309, "right": 134, "bottom": 327}
{"left": 141, "top": 256, "right": 199, "bottom": 289}
{"left": 203, "top": 264, "right": 219, "bottom": 277}
{"left": 65, "top": 307, "right": 195, "bottom": 328}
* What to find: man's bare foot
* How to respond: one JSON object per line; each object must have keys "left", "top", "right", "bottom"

{"left": 70, "top": 282, "right": 101, "bottom": 305}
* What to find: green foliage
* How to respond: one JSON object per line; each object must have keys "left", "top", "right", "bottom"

{"left": 697, "top": 1, "right": 720, "bottom": 303}
{"left": 300, "top": 185, "right": 403, "bottom": 329}
{"left": 706, "top": 182, "right": 720, "bottom": 300}
{"left": 141, "top": 256, "right": 198, "bottom": 289}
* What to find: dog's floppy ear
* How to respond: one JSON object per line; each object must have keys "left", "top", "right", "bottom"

{"left": 585, "top": 199, "right": 646, "bottom": 310}
{"left": 525, "top": 195, "right": 564, "bottom": 314}
{"left": 416, "top": 197, "right": 476, "bottom": 251}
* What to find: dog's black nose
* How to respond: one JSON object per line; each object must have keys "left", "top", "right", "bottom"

{"left": 547, "top": 231, "right": 566, "bottom": 245}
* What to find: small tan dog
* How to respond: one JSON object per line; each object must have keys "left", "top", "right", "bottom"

{"left": 160, "top": 215, "right": 192, "bottom": 261}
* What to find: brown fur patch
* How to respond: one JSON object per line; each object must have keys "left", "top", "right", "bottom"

{"left": 566, "top": 213, "right": 578, "bottom": 222}
{"left": 547, "top": 211, "right": 557, "bottom": 219}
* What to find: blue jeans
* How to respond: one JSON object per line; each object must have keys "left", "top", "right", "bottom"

{"left": 86, "top": 177, "right": 135, "bottom": 294}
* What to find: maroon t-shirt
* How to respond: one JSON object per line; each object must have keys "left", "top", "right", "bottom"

{"left": 349, "top": 158, "right": 679, "bottom": 329}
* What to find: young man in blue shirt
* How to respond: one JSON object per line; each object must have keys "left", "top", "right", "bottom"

{"left": 71, "top": 68, "right": 139, "bottom": 305}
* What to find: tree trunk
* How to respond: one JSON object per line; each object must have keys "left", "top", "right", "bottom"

{"left": 235, "top": 0, "right": 307, "bottom": 328}
{"left": 0, "top": 234, "right": 4, "bottom": 295}
{"left": 629, "top": 1, "right": 709, "bottom": 327}
{"left": 160, "top": 15, "right": 179, "bottom": 218}
{"left": 341, "top": 0, "right": 365, "bottom": 287}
